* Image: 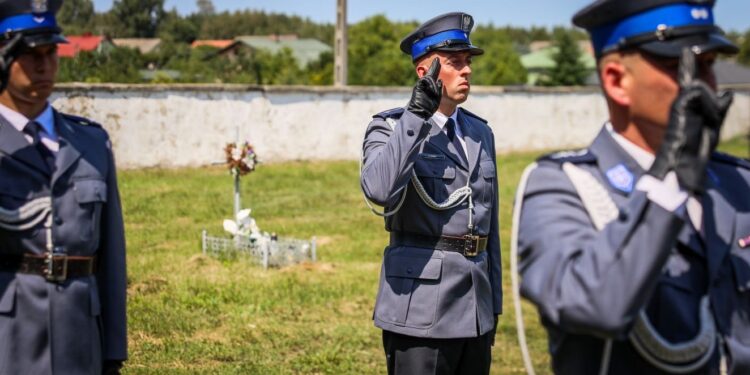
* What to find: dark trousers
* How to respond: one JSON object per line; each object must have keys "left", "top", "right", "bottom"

{"left": 382, "top": 330, "right": 492, "bottom": 375}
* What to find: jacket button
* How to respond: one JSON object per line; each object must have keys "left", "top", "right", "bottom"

{"left": 54, "top": 216, "right": 63, "bottom": 225}
{"left": 406, "top": 267, "right": 413, "bottom": 274}
{"left": 406, "top": 129, "right": 415, "bottom": 136}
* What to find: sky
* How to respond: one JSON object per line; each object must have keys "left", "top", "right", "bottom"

{"left": 91, "top": 0, "right": 749, "bottom": 32}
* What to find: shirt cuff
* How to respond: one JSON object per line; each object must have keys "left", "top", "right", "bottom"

{"left": 635, "top": 172, "right": 688, "bottom": 212}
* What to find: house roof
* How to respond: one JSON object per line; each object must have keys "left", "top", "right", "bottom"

{"left": 192, "top": 40, "right": 236, "bottom": 49}
{"left": 58, "top": 35, "right": 109, "bottom": 58}
{"left": 113, "top": 38, "right": 161, "bottom": 54}
{"left": 232, "top": 35, "right": 332, "bottom": 67}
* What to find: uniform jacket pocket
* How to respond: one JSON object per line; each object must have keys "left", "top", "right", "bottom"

{"left": 74, "top": 179, "right": 107, "bottom": 204}
{"left": 414, "top": 156, "right": 456, "bottom": 204}
{"left": 375, "top": 253, "right": 442, "bottom": 328}
{"left": 479, "top": 159, "right": 496, "bottom": 206}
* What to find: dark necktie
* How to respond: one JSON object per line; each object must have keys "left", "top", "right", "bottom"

{"left": 445, "top": 118, "right": 467, "bottom": 163}
{"left": 23, "top": 121, "right": 55, "bottom": 173}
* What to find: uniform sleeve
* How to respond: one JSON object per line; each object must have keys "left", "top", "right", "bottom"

{"left": 517, "top": 164, "right": 685, "bottom": 338}
{"left": 360, "top": 110, "right": 432, "bottom": 206}
{"left": 487, "top": 132, "right": 502, "bottom": 314}
{"left": 96, "top": 136, "right": 128, "bottom": 361}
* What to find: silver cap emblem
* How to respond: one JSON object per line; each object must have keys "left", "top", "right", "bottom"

{"left": 31, "top": 0, "right": 48, "bottom": 13}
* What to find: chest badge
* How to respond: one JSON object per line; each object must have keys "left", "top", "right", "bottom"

{"left": 605, "top": 163, "right": 634, "bottom": 193}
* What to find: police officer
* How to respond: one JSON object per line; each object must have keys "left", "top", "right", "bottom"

{"left": 513, "top": 0, "right": 750, "bottom": 374}
{"left": 0, "top": 1, "right": 127, "bottom": 374}
{"left": 360, "top": 12, "right": 502, "bottom": 375}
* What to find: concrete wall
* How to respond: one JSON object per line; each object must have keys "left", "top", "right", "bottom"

{"left": 50, "top": 84, "right": 750, "bottom": 169}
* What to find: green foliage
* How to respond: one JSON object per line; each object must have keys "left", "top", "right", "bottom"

{"left": 738, "top": 29, "right": 750, "bottom": 67}
{"left": 58, "top": 0, "right": 95, "bottom": 35}
{"left": 157, "top": 9, "right": 199, "bottom": 43}
{"left": 197, "top": 10, "right": 333, "bottom": 43}
{"left": 347, "top": 15, "right": 416, "bottom": 86}
{"left": 57, "top": 47, "right": 144, "bottom": 83}
{"left": 110, "top": 0, "right": 166, "bottom": 38}
{"left": 471, "top": 26, "right": 527, "bottom": 85}
{"left": 539, "top": 31, "right": 589, "bottom": 86}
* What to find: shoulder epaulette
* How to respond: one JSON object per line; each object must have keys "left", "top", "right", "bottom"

{"left": 62, "top": 113, "right": 102, "bottom": 128}
{"left": 712, "top": 151, "right": 750, "bottom": 170}
{"left": 459, "top": 108, "right": 487, "bottom": 123}
{"left": 373, "top": 107, "right": 405, "bottom": 120}
{"left": 538, "top": 149, "right": 597, "bottom": 165}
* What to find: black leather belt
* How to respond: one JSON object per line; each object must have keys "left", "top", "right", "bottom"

{"left": 0, "top": 254, "right": 97, "bottom": 282}
{"left": 390, "top": 232, "right": 488, "bottom": 257}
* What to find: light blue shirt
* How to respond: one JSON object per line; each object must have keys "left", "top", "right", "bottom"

{"left": 0, "top": 102, "right": 58, "bottom": 152}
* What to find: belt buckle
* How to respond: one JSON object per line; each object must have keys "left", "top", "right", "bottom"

{"left": 45, "top": 253, "right": 68, "bottom": 282}
{"left": 463, "top": 235, "right": 480, "bottom": 257}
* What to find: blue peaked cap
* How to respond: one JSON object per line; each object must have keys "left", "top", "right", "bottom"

{"left": 400, "top": 12, "right": 483, "bottom": 61}
{"left": 573, "top": 0, "right": 737, "bottom": 58}
{"left": 0, "top": 0, "right": 67, "bottom": 46}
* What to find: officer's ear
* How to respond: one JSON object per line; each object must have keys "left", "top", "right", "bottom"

{"left": 414, "top": 53, "right": 434, "bottom": 78}
{"left": 599, "top": 53, "right": 631, "bottom": 107}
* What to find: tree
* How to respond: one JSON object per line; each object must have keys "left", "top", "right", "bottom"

{"left": 58, "top": 47, "right": 144, "bottom": 83}
{"left": 540, "top": 31, "right": 589, "bottom": 86}
{"left": 738, "top": 29, "right": 750, "bottom": 67}
{"left": 196, "top": 0, "right": 215, "bottom": 15}
{"left": 158, "top": 9, "right": 198, "bottom": 43}
{"left": 58, "top": 0, "right": 95, "bottom": 35}
{"left": 471, "top": 26, "right": 527, "bottom": 85}
{"left": 347, "top": 15, "right": 416, "bottom": 86}
{"left": 109, "top": 0, "right": 166, "bottom": 38}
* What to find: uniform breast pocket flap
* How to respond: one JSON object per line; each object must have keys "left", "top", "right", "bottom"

{"left": 386, "top": 255, "right": 442, "bottom": 280}
{"left": 480, "top": 159, "right": 495, "bottom": 179}
{"left": 74, "top": 179, "right": 108, "bottom": 204}
{"left": 415, "top": 157, "right": 455, "bottom": 180}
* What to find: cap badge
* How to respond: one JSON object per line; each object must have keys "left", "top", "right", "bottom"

{"left": 691, "top": 8, "right": 710, "bottom": 20}
{"left": 605, "top": 164, "right": 634, "bottom": 193}
{"left": 31, "top": 0, "right": 48, "bottom": 13}
{"left": 461, "top": 15, "right": 472, "bottom": 32}
{"left": 33, "top": 16, "right": 46, "bottom": 23}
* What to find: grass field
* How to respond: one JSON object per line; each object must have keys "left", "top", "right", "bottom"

{"left": 122, "top": 136, "right": 748, "bottom": 374}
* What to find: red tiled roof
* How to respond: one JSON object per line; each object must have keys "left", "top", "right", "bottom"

{"left": 191, "top": 40, "right": 235, "bottom": 49}
{"left": 58, "top": 35, "right": 106, "bottom": 58}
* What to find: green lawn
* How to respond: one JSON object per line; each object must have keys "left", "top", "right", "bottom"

{"left": 122, "top": 136, "right": 748, "bottom": 374}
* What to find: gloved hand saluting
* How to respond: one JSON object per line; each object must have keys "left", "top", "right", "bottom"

{"left": 648, "top": 48, "right": 733, "bottom": 194}
{"left": 406, "top": 57, "right": 443, "bottom": 119}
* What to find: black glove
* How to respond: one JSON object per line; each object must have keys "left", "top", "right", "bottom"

{"left": 102, "top": 360, "right": 123, "bottom": 375}
{"left": 0, "top": 33, "right": 24, "bottom": 93}
{"left": 406, "top": 57, "right": 443, "bottom": 119}
{"left": 648, "top": 48, "right": 733, "bottom": 194}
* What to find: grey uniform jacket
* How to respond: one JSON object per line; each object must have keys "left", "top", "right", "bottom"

{"left": 517, "top": 128, "right": 750, "bottom": 374}
{"left": 361, "top": 107, "right": 502, "bottom": 339}
{"left": 0, "top": 111, "right": 127, "bottom": 374}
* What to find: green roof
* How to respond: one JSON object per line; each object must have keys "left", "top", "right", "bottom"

{"left": 234, "top": 36, "right": 332, "bottom": 67}
{"left": 520, "top": 47, "right": 596, "bottom": 71}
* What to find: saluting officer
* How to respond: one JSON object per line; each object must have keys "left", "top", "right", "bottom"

{"left": 360, "top": 12, "right": 502, "bottom": 375}
{"left": 0, "top": 1, "right": 127, "bottom": 374}
{"left": 513, "top": 0, "right": 750, "bottom": 374}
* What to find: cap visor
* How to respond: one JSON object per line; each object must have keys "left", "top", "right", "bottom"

{"left": 638, "top": 33, "right": 738, "bottom": 58}
{"left": 22, "top": 33, "right": 68, "bottom": 48}
{"left": 434, "top": 44, "right": 484, "bottom": 56}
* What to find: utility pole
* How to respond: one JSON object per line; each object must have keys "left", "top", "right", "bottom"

{"left": 334, "top": 0, "right": 348, "bottom": 86}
